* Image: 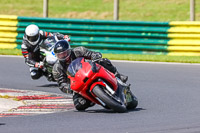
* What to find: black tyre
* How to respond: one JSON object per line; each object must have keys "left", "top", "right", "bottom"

{"left": 92, "top": 85, "right": 127, "bottom": 113}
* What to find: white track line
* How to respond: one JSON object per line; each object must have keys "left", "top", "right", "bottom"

{"left": 111, "top": 60, "right": 200, "bottom": 65}
{"left": 0, "top": 55, "right": 200, "bottom": 65}
{"left": 0, "top": 55, "right": 23, "bottom": 58}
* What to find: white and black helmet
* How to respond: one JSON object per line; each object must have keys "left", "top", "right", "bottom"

{"left": 25, "top": 24, "right": 40, "bottom": 45}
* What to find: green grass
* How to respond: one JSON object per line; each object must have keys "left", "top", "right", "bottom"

{"left": 1, "top": 0, "right": 200, "bottom": 21}
{"left": 0, "top": 49, "right": 22, "bottom": 56}
{"left": 103, "top": 54, "right": 200, "bottom": 63}
{"left": 1, "top": 49, "right": 200, "bottom": 63}
{"left": 1, "top": 0, "right": 200, "bottom": 63}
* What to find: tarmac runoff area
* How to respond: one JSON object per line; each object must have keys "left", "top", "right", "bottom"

{"left": 0, "top": 88, "right": 74, "bottom": 117}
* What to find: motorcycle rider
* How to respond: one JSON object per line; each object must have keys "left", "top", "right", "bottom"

{"left": 52, "top": 40, "right": 128, "bottom": 111}
{"left": 21, "top": 24, "right": 70, "bottom": 80}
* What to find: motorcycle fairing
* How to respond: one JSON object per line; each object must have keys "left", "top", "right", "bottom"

{"left": 68, "top": 57, "right": 118, "bottom": 104}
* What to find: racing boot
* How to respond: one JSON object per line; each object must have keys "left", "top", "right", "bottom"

{"left": 43, "top": 71, "right": 55, "bottom": 82}
{"left": 73, "top": 93, "right": 95, "bottom": 111}
{"left": 115, "top": 71, "right": 128, "bottom": 83}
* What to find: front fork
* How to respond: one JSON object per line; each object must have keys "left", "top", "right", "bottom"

{"left": 97, "top": 78, "right": 127, "bottom": 106}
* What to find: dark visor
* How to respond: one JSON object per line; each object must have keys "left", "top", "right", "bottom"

{"left": 56, "top": 49, "right": 71, "bottom": 61}
{"left": 27, "top": 34, "right": 39, "bottom": 42}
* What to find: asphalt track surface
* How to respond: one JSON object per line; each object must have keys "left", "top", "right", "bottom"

{"left": 0, "top": 56, "right": 200, "bottom": 133}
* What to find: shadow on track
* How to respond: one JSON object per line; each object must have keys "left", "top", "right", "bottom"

{"left": 75, "top": 108, "right": 145, "bottom": 114}
{"left": 37, "top": 84, "right": 58, "bottom": 88}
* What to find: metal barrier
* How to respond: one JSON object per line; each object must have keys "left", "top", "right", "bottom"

{"left": 0, "top": 15, "right": 200, "bottom": 56}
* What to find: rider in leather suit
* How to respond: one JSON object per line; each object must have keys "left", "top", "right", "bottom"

{"left": 52, "top": 40, "right": 128, "bottom": 111}
{"left": 21, "top": 24, "right": 70, "bottom": 80}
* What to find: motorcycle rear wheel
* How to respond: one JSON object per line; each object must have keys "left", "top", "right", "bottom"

{"left": 92, "top": 85, "right": 127, "bottom": 113}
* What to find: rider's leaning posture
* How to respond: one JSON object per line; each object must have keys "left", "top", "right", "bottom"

{"left": 52, "top": 40, "right": 128, "bottom": 111}
{"left": 21, "top": 24, "right": 70, "bottom": 80}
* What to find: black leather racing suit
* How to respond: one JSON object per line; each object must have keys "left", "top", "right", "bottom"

{"left": 21, "top": 31, "right": 68, "bottom": 79}
{"left": 52, "top": 46, "right": 117, "bottom": 110}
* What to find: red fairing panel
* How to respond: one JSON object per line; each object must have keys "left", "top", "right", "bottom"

{"left": 68, "top": 58, "right": 118, "bottom": 104}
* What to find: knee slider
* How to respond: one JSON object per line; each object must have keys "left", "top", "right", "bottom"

{"left": 31, "top": 70, "right": 42, "bottom": 80}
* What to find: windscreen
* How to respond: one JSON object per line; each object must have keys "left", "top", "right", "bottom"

{"left": 67, "top": 57, "right": 83, "bottom": 77}
{"left": 40, "top": 36, "right": 57, "bottom": 51}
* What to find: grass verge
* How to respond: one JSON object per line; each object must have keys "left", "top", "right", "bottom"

{"left": 103, "top": 54, "right": 200, "bottom": 63}
{"left": 0, "top": 49, "right": 200, "bottom": 63}
{"left": 1, "top": 0, "right": 200, "bottom": 21}
{"left": 0, "top": 49, "right": 22, "bottom": 56}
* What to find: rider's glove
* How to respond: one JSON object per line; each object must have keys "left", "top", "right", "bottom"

{"left": 91, "top": 52, "right": 102, "bottom": 61}
{"left": 64, "top": 35, "right": 71, "bottom": 42}
{"left": 60, "top": 83, "right": 73, "bottom": 94}
{"left": 35, "top": 61, "right": 44, "bottom": 69}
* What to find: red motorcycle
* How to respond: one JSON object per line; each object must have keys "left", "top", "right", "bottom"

{"left": 67, "top": 57, "right": 138, "bottom": 113}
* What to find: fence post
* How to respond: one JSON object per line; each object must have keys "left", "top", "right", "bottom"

{"left": 190, "top": 0, "right": 195, "bottom": 21}
{"left": 114, "top": 0, "right": 119, "bottom": 20}
{"left": 43, "top": 0, "right": 48, "bottom": 18}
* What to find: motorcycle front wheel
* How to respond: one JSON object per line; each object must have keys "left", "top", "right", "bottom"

{"left": 92, "top": 85, "right": 127, "bottom": 113}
